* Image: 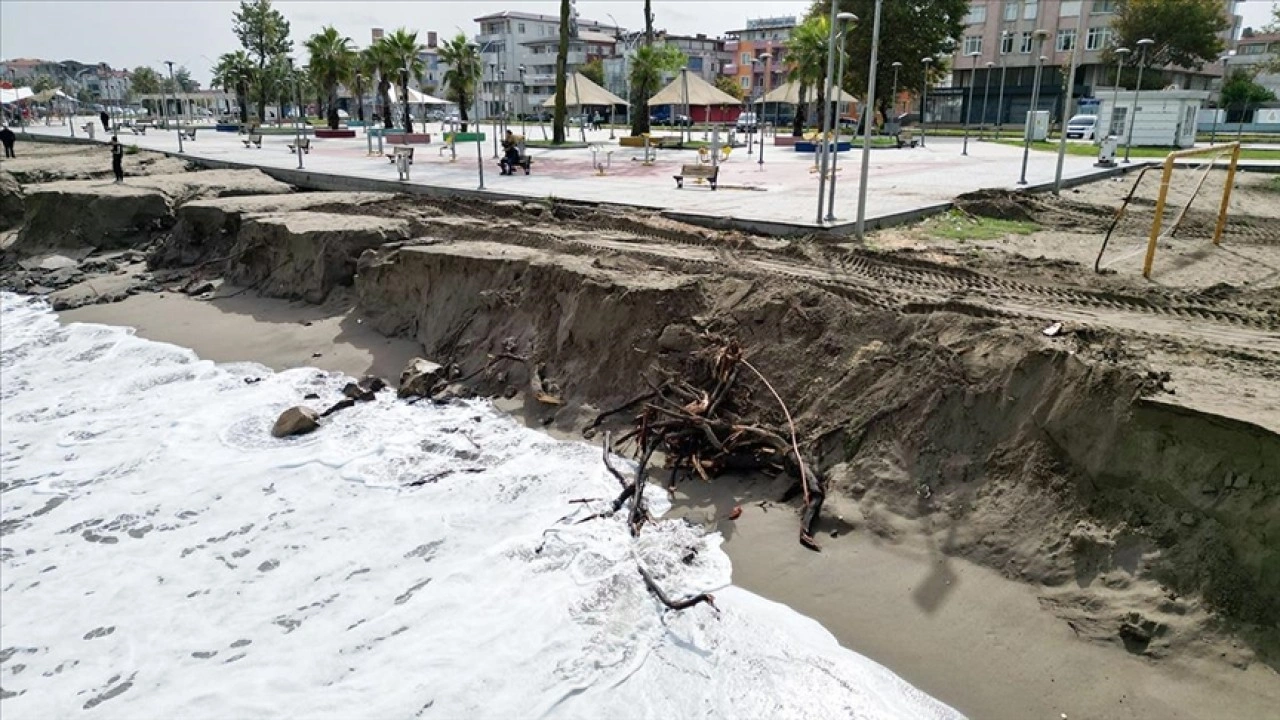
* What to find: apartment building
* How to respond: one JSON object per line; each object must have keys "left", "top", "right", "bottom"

{"left": 723, "top": 16, "right": 796, "bottom": 99}
{"left": 1229, "top": 30, "right": 1280, "bottom": 97}
{"left": 473, "top": 11, "right": 621, "bottom": 118}
{"left": 942, "top": 0, "right": 1239, "bottom": 126}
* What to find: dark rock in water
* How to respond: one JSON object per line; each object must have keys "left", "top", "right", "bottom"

{"left": 342, "top": 383, "right": 376, "bottom": 402}
{"left": 399, "top": 358, "right": 445, "bottom": 398}
{"left": 358, "top": 376, "right": 387, "bottom": 393}
{"left": 271, "top": 406, "right": 320, "bottom": 438}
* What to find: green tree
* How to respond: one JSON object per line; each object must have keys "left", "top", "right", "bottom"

{"left": 813, "top": 0, "right": 966, "bottom": 125}
{"left": 438, "top": 32, "right": 481, "bottom": 131}
{"left": 174, "top": 66, "right": 199, "bottom": 93}
{"left": 580, "top": 57, "right": 605, "bottom": 87}
{"left": 232, "top": 0, "right": 293, "bottom": 123}
{"left": 628, "top": 44, "right": 686, "bottom": 132}
{"left": 1112, "top": 0, "right": 1229, "bottom": 75}
{"left": 629, "top": 0, "right": 657, "bottom": 136}
{"left": 553, "top": 0, "right": 571, "bottom": 144}
{"left": 351, "top": 49, "right": 377, "bottom": 124}
{"left": 1222, "top": 67, "right": 1277, "bottom": 119}
{"left": 715, "top": 74, "right": 745, "bottom": 102}
{"left": 212, "top": 52, "right": 254, "bottom": 124}
{"left": 786, "top": 14, "right": 830, "bottom": 136}
{"left": 305, "top": 26, "right": 355, "bottom": 129}
{"left": 378, "top": 29, "right": 427, "bottom": 133}
{"left": 31, "top": 75, "right": 56, "bottom": 93}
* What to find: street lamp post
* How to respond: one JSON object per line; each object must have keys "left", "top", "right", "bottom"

{"left": 962, "top": 51, "right": 980, "bottom": 155}
{"left": 1211, "top": 50, "right": 1235, "bottom": 144}
{"left": 1017, "top": 30, "right": 1050, "bottom": 185}
{"left": 359, "top": 73, "right": 374, "bottom": 155}
{"left": 816, "top": 0, "right": 842, "bottom": 224}
{"left": 166, "top": 60, "right": 183, "bottom": 153}
{"left": 1109, "top": 47, "right": 1130, "bottom": 141}
{"left": 1054, "top": 4, "right": 1088, "bottom": 193}
{"left": 889, "top": 61, "right": 901, "bottom": 120}
{"left": 920, "top": 56, "right": 933, "bottom": 148}
{"left": 518, "top": 65, "right": 527, "bottom": 136}
{"left": 490, "top": 63, "right": 499, "bottom": 158}
{"left": 826, "top": 13, "right": 857, "bottom": 223}
{"left": 759, "top": 52, "right": 772, "bottom": 165}
{"left": 980, "top": 61, "right": 994, "bottom": 139}
{"left": 1124, "top": 38, "right": 1154, "bottom": 163}
{"left": 996, "top": 51, "right": 1009, "bottom": 136}
{"left": 854, "top": 1, "right": 883, "bottom": 238}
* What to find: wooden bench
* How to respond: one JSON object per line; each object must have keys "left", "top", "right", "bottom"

{"left": 386, "top": 146, "right": 414, "bottom": 164}
{"left": 242, "top": 132, "right": 263, "bottom": 148}
{"left": 287, "top": 137, "right": 310, "bottom": 154}
{"left": 673, "top": 163, "right": 718, "bottom": 190}
{"left": 181, "top": 127, "right": 197, "bottom": 140}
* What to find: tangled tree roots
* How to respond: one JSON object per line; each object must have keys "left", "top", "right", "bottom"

{"left": 586, "top": 339, "right": 826, "bottom": 553}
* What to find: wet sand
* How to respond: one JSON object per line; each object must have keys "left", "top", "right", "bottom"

{"left": 60, "top": 291, "right": 1280, "bottom": 720}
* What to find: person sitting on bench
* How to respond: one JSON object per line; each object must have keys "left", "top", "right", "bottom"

{"left": 499, "top": 131, "right": 521, "bottom": 176}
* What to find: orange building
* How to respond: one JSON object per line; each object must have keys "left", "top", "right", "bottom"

{"left": 723, "top": 16, "right": 797, "bottom": 102}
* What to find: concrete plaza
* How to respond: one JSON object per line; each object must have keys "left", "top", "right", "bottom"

{"left": 19, "top": 120, "right": 1117, "bottom": 233}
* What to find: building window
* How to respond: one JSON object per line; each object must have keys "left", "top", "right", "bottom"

{"left": 1001, "top": 32, "right": 1015, "bottom": 54}
{"left": 1024, "top": 0, "right": 1038, "bottom": 20}
{"left": 1019, "top": 31, "right": 1034, "bottom": 53}
{"left": 1060, "top": 1, "right": 1082, "bottom": 17}
{"left": 963, "top": 35, "right": 983, "bottom": 55}
{"left": 1085, "top": 26, "right": 1112, "bottom": 51}
{"left": 1056, "top": 28, "right": 1076, "bottom": 52}
{"left": 740, "top": 76, "right": 750, "bottom": 89}
{"left": 517, "top": 23, "right": 525, "bottom": 34}
{"left": 1004, "top": 1, "right": 1019, "bottom": 21}
{"left": 1239, "top": 43, "right": 1267, "bottom": 55}
{"left": 965, "top": 3, "right": 987, "bottom": 24}
{"left": 741, "top": 52, "right": 751, "bottom": 65}
{"left": 1092, "top": 0, "right": 1117, "bottom": 12}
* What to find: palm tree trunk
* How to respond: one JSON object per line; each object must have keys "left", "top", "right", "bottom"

{"left": 328, "top": 85, "right": 339, "bottom": 129}
{"left": 402, "top": 78, "right": 412, "bottom": 133}
{"left": 793, "top": 85, "right": 807, "bottom": 137}
{"left": 460, "top": 92, "right": 469, "bottom": 133}
{"left": 356, "top": 81, "right": 365, "bottom": 123}
{"left": 630, "top": 0, "right": 655, "bottom": 137}
{"left": 552, "top": 0, "right": 570, "bottom": 144}
{"left": 381, "top": 76, "right": 394, "bottom": 129}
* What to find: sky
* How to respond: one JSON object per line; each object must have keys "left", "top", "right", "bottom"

{"left": 2, "top": 0, "right": 1277, "bottom": 85}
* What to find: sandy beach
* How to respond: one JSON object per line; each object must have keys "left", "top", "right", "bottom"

{"left": 62, "top": 291, "right": 1280, "bottom": 720}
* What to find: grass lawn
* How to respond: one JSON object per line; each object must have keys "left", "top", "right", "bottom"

{"left": 995, "top": 139, "right": 1280, "bottom": 160}
{"left": 923, "top": 210, "right": 1040, "bottom": 242}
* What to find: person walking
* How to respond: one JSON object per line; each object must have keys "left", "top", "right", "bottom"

{"left": 0, "top": 125, "right": 16, "bottom": 158}
{"left": 109, "top": 135, "right": 125, "bottom": 183}
{"left": 100, "top": 109, "right": 110, "bottom": 132}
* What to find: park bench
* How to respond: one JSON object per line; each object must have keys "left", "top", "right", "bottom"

{"left": 181, "top": 127, "right": 197, "bottom": 140}
{"left": 287, "top": 137, "right": 310, "bottom": 154}
{"left": 242, "top": 132, "right": 263, "bottom": 148}
{"left": 673, "top": 163, "right": 718, "bottom": 190}
{"left": 387, "top": 146, "right": 414, "bottom": 164}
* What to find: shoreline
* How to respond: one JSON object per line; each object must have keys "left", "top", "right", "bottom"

{"left": 58, "top": 290, "right": 1280, "bottom": 720}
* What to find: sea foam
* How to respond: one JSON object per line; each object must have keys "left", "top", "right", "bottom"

{"left": 0, "top": 293, "right": 963, "bottom": 719}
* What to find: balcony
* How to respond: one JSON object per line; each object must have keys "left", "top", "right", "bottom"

{"left": 722, "top": 63, "right": 738, "bottom": 75}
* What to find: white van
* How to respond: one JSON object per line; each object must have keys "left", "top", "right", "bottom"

{"left": 1065, "top": 114, "right": 1098, "bottom": 140}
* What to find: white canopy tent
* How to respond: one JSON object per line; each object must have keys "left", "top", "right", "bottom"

{"left": 387, "top": 86, "right": 450, "bottom": 105}
{"left": 762, "top": 80, "right": 858, "bottom": 106}
{"left": 540, "top": 72, "right": 626, "bottom": 108}
{"left": 0, "top": 87, "right": 35, "bottom": 104}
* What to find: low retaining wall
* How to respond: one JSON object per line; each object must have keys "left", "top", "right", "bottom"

{"left": 384, "top": 133, "right": 431, "bottom": 145}
{"left": 315, "top": 129, "right": 357, "bottom": 139}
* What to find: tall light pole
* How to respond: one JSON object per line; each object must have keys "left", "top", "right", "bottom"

{"left": 518, "top": 65, "right": 527, "bottom": 135}
{"left": 681, "top": 66, "right": 691, "bottom": 143}
{"left": 166, "top": 60, "right": 183, "bottom": 153}
{"left": 854, "top": 2, "right": 882, "bottom": 238}
{"left": 920, "top": 56, "right": 933, "bottom": 148}
{"left": 816, "top": 0, "right": 841, "bottom": 224}
{"left": 1054, "top": 3, "right": 1087, "bottom": 193}
{"left": 1124, "top": 38, "right": 1154, "bottom": 163}
{"left": 758, "top": 53, "right": 772, "bottom": 165}
{"left": 962, "top": 51, "right": 980, "bottom": 155}
{"left": 996, "top": 43, "right": 1009, "bottom": 136}
{"left": 826, "top": 13, "right": 857, "bottom": 222}
{"left": 1017, "top": 30, "right": 1049, "bottom": 185}
{"left": 1109, "top": 47, "right": 1130, "bottom": 140}
{"left": 1211, "top": 50, "right": 1232, "bottom": 144}
{"left": 889, "top": 61, "right": 901, "bottom": 119}
{"left": 980, "top": 61, "right": 994, "bottom": 139}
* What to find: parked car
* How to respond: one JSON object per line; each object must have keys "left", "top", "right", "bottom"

{"left": 425, "top": 109, "right": 445, "bottom": 122}
{"left": 1065, "top": 114, "right": 1098, "bottom": 140}
{"left": 649, "top": 111, "right": 692, "bottom": 127}
{"left": 736, "top": 112, "right": 759, "bottom": 132}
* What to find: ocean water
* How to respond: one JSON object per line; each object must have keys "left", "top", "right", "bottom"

{"left": 0, "top": 293, "right": 963, "bottom": 719}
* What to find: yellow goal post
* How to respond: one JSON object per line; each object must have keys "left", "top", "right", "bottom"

{"left": 1142, "top": 142, "right": 1241, "bottom": 279}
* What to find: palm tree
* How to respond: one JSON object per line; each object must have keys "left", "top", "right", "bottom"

{"left": 212, "top": 51, "right": 255, "bottom": 125}
{"left": 628, "top": 44, "right": 685, "bottom": 133}
{"left": 785, "top": 15, "right": 830, "bottom": 137}
{"left": 553, "top": 0, "right": 571, "bottom": 143}
{"left": 305, "top": 26, "right": 355, "bottom": 129}
{"left": 351, "top": 48, "right": 378, "bottom": 124}
{"left": 438, "top": 33, "right": 480, "bottom": 132}
{"left": 364, "top": 40, "right": 396, "bottom": 129}
{"left": 629, "top": 0, "right": 657, "bottom": 136}
{"left": 378, "top": 28, "right": 427, "bottom": 134}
